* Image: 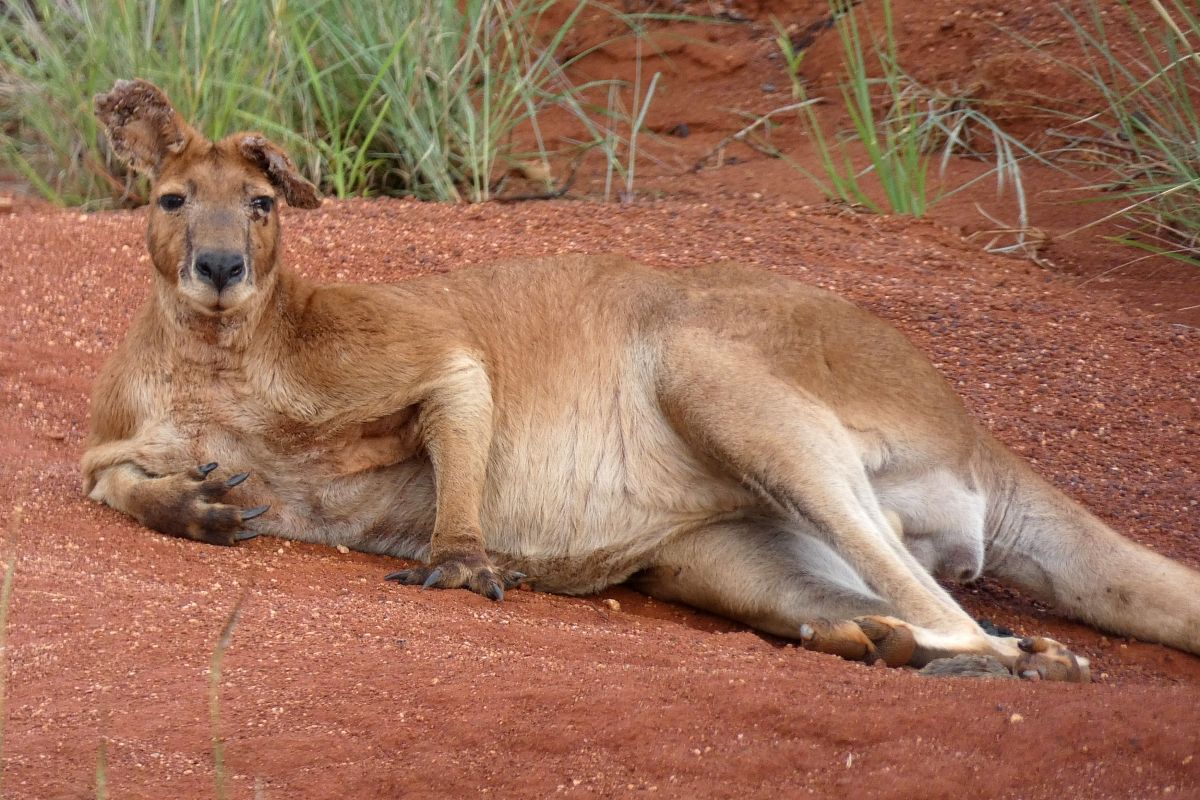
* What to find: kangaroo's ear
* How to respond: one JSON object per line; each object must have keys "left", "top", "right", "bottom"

{"left": 237, "top": 135, "right": 322, "bottom": 210}
{"left": 94, "top": 79, "right": 197, "bottom": 176}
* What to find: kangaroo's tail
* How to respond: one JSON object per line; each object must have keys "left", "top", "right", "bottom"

{"left": 975, "top": 433, "right": 1200, "bottom": 655}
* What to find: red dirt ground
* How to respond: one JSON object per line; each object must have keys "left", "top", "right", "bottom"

{"left": 1, "top": 2, "right": 1198, "bottom": 799}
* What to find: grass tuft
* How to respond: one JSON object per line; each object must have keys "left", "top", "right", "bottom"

{"left": 776, "top": 0, "right": 1041, "bottom": 234}
{"left": 1050, "top": 0, "right": 1200, "bottom": 264}
{"left": 0, "top": 0, "right": 632, "bottom": 205}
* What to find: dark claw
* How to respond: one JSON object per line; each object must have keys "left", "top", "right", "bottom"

{"left": 503, "top": 571, "right": 527, "bottom": 588}
{"left": 240, "top": 504, "right": 270, "bottom": 521}
{"left": 383, "top": 570, "right": 410, "bottom": 583}
{"left": 234, "top": 531, "right": 260, "bottom": 542}
{"left": 198, "top": 462, "right": 219, "bottom": 476}
{"left": 484, "top": 581, "right": 504, "bottom": 602}
{"left": 226, "top": 471, "right": 251, "bottom": 488}
{"left": 421, "top": 567, "right": 444, "bottom": 590}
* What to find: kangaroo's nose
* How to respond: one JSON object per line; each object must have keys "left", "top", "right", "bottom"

{"left": 194, "top": 250, "right": 245, "bottom": 292}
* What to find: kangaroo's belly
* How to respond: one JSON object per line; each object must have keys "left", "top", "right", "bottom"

{"left": 245, "top": 395, "right": 752, "bottom": 594}
{"left": 479, "top": 424, "right": 751, "bottom": 593}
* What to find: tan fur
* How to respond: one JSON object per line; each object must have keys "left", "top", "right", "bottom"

{"left": 84, "top": 81, "right": 1200, "bottom": 680}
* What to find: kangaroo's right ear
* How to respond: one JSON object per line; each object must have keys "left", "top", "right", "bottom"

{"left": 94, "top": 79, "right": 197, "bottom": 175}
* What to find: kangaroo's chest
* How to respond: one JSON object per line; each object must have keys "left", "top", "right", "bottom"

{"left": 161, "top": 370, "right": 424, "bottom": 529}
{"left": 167, "top": 365, "right": 411, "bottom": 463}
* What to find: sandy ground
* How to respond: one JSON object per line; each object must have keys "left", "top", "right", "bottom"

{"left": 2, "top": 1, "right": 1199, "bottom": 798}
{"left": 1, "top": 196, "right": 1198, "bottom": 799}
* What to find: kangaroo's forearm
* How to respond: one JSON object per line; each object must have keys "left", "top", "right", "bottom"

{"left": 419, "top": 353, "right": 495, "bottom": 559}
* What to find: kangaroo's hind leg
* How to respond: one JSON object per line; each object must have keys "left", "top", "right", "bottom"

{"left": 654, "top": 332, "right": 1087, "bottom": 680}
{"left": 635, "top": 517, "right": 1084, "bottom": 678}
{"left": 632, "top": 517, "right": 917, "bottom": 665}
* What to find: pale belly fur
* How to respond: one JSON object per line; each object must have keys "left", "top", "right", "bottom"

{"left": 245, "top": 382, "right": 754, "bottom": 595}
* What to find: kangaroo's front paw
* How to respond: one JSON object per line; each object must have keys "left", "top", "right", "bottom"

{"left": 1014, "top": 636, "right": 1091, "bottom": 683}
{"left": 137, "top": 462, "right": 268, "bottom": 547}
{"left": 385, "top": 552, "right": 526, "bottom": 602}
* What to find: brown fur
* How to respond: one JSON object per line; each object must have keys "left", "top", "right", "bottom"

{"left": 84, "top": 81, "right": 1200, "bottom": 681}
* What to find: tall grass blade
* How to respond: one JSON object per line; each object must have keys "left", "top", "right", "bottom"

{"left": 0, "top": 509, "right": 17, "bottom": 800}
{"left": 95, "top": 739, "right": 109, "bottom": 800}
{"left": 210, "top": 595, "right": 245, "bottom": 800}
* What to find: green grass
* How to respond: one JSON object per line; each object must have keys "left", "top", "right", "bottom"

{"left": 0, "top": 0, "right": 630, "bottom": 206}
{"left": 776, "top": 0, "right": 1040, "bottom": 233}
{"left": 592, "top": 33, "right": 661, "bottom": 204}
{"left": 1051, "top": 0, "right": 1200, "bottom": 265}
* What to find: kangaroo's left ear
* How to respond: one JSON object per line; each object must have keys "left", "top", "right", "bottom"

{"left": 237, "top": 135, "right": 322, "bottom": 210}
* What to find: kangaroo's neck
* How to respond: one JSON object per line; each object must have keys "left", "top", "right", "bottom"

{"left": 154, "top": 262, "right": 313, "bottom": 366}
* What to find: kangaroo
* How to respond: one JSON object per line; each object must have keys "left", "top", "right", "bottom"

{"left": 83, "top": 80, "right": 1200, "bottom": 682}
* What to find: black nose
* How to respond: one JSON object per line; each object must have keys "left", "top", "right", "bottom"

{"left": 194, "top": 250, "right": 246, "bottom": 292}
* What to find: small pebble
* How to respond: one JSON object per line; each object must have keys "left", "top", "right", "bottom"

{"left": 335, "top": 544, "right": 350, "bottom": 554}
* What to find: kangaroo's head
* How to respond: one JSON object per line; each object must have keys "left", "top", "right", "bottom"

{"left": 95, "top": 79, "right": 321, "bottom": 318}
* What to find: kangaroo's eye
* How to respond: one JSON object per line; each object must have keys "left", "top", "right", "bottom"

{"left": 157, "top": 193, "right": 185, "bottom": 212}
{"left": 250, "top": 196, "right": 274, "bottom": 214}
